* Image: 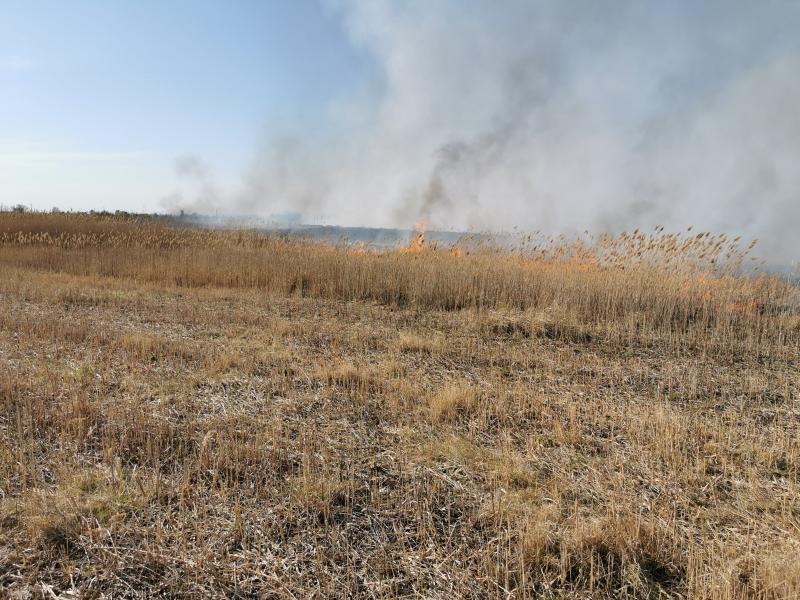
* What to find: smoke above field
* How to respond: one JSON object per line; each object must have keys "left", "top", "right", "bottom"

{"left": 170, "top": 1, "right": 800, "bottom": 263}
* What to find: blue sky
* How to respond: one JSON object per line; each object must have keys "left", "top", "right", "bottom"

{"left": 1, "top": 1, "right": 798, "bottom": 263}
{"left": 0, "top": 0, "right": 369, "bottom": 212}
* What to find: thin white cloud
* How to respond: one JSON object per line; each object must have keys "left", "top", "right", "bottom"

{"left": 0, "top": 151, "right": 142, "bottom": 165}
{"left": 0, "top": 56, "right": 34, "bottom": 71}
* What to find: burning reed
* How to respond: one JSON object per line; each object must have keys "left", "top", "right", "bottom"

{"left": 1, "top": 212, "right": 799, "bottom": 597}
{"left": 1, "top": 212, "right": 796, "bottom": 352}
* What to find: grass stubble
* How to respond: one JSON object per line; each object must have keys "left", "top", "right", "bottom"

{"left": 0, "top": 212, "right": 799, "bottom": 598}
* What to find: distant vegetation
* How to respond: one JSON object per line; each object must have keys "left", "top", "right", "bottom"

{"left": 1, "top": 211, "right": 798, "bottom": 598}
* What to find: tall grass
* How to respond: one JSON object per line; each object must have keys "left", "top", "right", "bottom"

{"left": 1, "top": 212, "right": 799, "bottom": 598}
{"left": 1, "top": 213, "right": 796, "bottom": 344}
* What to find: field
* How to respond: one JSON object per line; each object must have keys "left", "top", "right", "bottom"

{"left": 1, "top": 212, "right": 799, "bottom": 599}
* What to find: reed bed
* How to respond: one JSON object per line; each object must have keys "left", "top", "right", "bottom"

{"left": 1, "top": 213, "right": 796, "bottom": 348}
{"left": 1, "top": 211, "right": 798, "bottom": 598}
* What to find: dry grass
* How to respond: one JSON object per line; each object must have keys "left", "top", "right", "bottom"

{"left": 0, "top": 211, "right": 798, "bottom": 598}
{"left": 427, "top": 384, "right": 478, "bottom": 423}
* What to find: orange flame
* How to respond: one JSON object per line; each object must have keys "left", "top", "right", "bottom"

{"left": 401, "top": 219, "right": 427, "bottom": 253}
{"left": 730, "top": 298, "right": 761, "bottom": 315}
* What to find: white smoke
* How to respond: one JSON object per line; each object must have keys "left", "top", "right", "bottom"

{"left": 173, "top": 1, "right": 800, "bottom": 263}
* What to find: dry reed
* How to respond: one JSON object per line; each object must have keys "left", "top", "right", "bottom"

{"left": 0, "top": 211, "right": 798, "bottom": 598}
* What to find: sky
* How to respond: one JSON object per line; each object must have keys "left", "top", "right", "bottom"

{"left": 0, "top": 0, "right": 370, "bottom": 212}
{"left": 1, "top": 1, "right": 799, "bottom": 262}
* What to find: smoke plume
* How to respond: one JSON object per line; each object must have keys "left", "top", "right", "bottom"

{"left": 173, "top": 1, "right": 800, "bottom": 263}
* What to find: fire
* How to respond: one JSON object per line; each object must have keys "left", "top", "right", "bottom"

{"left": 401, "top": 219, "right": 427, "bottom": 253}
{"left": 730, "top": 298, "right": 762, "bottom": 315}
{"left": 682, "top": 274, "right": 762, "bottom": 316}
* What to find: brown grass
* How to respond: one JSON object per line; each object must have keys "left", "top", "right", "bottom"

{"left": 0, "top": 211, "right": 798, "bottom": 598}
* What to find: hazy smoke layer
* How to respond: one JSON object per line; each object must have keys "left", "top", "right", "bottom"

{"left": 175, "top": 1, "right": 800, "bottom": 263}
